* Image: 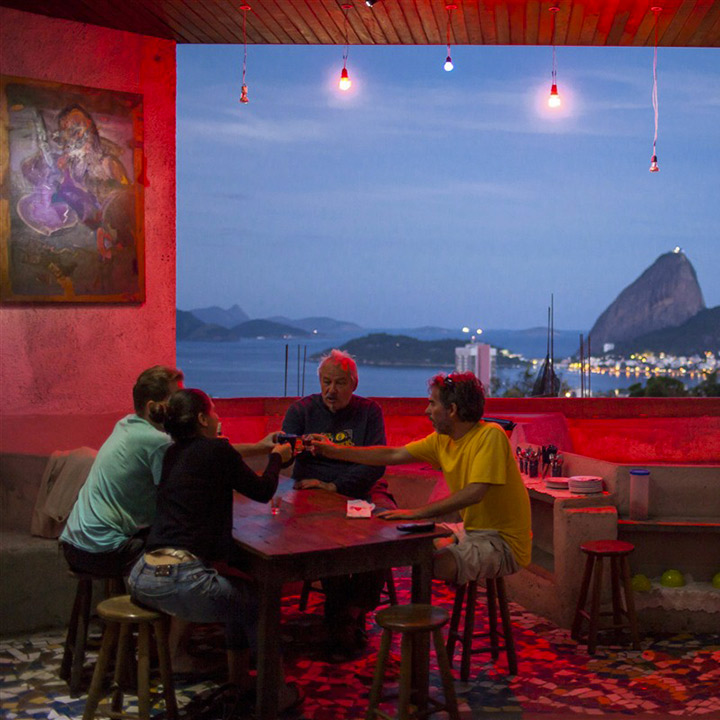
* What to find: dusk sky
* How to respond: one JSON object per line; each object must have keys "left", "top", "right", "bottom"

{"left": 176, "top": 43, "right": 719, "bottom": 332}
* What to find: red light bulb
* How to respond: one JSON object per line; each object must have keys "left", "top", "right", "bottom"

{"left": 548, "top": 83, "right": 561, "bottom": 108}
{"left": 339, "top": 67, "right": 351, "bottom": 91}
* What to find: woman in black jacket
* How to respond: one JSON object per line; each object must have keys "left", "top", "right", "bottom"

{"left": 128, "top": 388, "right": 302, "bottom": 711}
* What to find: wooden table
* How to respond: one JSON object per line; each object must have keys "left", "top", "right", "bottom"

{"left": 232, "top": 478, "right": 446, "bottom": 720}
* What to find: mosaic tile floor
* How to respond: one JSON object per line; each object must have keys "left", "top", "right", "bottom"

{"left": 2, "top": 572, "right": 719, "bottom": 720}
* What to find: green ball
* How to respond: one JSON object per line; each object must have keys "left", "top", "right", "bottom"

{"left": 631, "top": 574, "right": 652, "bottom": 592}
{"left": 660, "top": 569, "right": 685, "bottom": 588}
{"left": 712, "top": 572, "right": 720, "bottom": 589}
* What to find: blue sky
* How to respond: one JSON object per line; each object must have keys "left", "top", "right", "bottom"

{"left": 176, "top": 43, "right": 719, "bottom": 332}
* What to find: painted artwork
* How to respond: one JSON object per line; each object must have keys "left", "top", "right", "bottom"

{"left": 0, "top": 76, "right": 144, "bottom": 302}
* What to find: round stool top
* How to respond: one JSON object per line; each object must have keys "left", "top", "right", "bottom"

{"left": 97, "top": 594, "right": 163, "bottom": 623}
{"left": 375, "top": 604, "right": 449, "bottom": 632}
{"left": 581, "top": 539, "right": 635, "bottom": 556}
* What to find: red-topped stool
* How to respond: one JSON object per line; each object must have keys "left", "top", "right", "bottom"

{"left": 571, "top": 539, "right": 641, "bottom": 655}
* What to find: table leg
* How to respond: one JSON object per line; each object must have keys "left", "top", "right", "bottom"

{"left": 255, "top": 573, "right": 283, "bottom": 720}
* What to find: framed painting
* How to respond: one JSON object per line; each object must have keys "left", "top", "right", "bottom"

{"left": 0, "top": 75, "right": 145, "bottom": 303}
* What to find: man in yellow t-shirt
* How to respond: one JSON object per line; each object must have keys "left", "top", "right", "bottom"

{"left": 312, "top": 372, "right": 531, "bottom": 585}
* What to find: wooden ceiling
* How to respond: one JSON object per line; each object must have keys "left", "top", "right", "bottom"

{"left": 2, "top": 0, "right": 719, "bottom": 47}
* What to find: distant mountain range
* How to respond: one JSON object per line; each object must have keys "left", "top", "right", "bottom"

{"left": 178, "top": 307, "right": 583, "bottom": 358}
{"left": 177, "top": 310, "right": 311, "bottom": 341}
{"left": 188, "top": 304, "right": 250, "bottom": 328}
{"left": 179, "top": 253, "right": 718, "bottom": 357}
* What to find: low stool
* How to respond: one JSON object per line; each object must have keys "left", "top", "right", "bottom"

{"left": 60, "top": 571, "right": 125, "bottom": 695}
{"left": 446, "top": 575, "right": 517, "bottom": 680}
{"left": 299, "top": 568, "right": 398, "bottom": 611}
{"left": 571, "top": 539, "right": 641, "bottom": 655}
{"left": 82, "top": 595, "right": 177, "bottom": 720}
{"left": 365, "top": 604, "right": 459, "bottom": 720}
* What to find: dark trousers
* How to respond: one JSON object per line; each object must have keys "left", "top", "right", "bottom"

{"left": 61, "top": 528, "right": 149, "bottom": 577}
{"left": 322, "top": 571, "right": 385, "bottom": 622}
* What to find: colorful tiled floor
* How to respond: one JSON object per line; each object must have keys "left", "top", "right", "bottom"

{"left": 2, "top": 573, "right": 719, "bottom": 719}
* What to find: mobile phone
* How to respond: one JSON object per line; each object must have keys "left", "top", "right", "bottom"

{"left": 396, "top": 522, "right": 436, "bottom": 533}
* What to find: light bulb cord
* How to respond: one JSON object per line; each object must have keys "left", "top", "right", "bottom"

{"left": 242, "top": 10, "right": 248, "bottom": 84}
{"left": 652, "top": 15, "right": 659, "bottom": 155}
{"left": 342, "top": 7, "right": 350, "bottom": 69}
{"left": 446, "top": 7, "right": 452, "bottom": 57}
{"left": 550, "top": 7, "right": 558, "bottom": 84}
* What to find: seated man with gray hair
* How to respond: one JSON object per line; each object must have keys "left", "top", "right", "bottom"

{"left": 282, "top": 349, "right": 395, "bottom": 660}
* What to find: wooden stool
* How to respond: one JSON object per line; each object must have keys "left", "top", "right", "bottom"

{"left": 571, "top": 539, "right": 641, "bottom": 655}
{"left": 446, "top": 576, "right": 517, "bottom": 680}
{"left": 82, "top": 595, "right": 177, "bottom": 720}
{"left": 365, "top": 604, "right": 460, "bottom": 720}
{"left": 299, "top": 568, "right": 398, "bottom": 611}
{"left": 60, "top": 572, "right": 125, "bottom": 695}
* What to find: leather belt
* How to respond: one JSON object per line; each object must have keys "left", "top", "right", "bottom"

{"left": 145, "top": 548, "right": 199, "bottom": 565}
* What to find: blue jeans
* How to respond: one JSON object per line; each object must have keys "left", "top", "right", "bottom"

{"left": 128, "top": 558, "right": 258, "bottom": 651}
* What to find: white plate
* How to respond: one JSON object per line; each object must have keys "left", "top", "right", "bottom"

{"left": 546, "top": 479, "right": 569, "bottom": 489}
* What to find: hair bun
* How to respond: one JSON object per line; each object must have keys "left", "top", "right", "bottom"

{"left": 148, "top": 402, "right": 167, "bottom": 424}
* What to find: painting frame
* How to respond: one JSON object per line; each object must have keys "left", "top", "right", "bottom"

{"left": 0, "top": 75, "right": 145, "bottom": 304}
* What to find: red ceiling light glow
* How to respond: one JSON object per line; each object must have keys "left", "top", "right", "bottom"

{"left": 548, "top": 6, "right": 561, "bottom": 108}
{"left": 444, "top": 4, "right": 457, "bottom": 72}
{"left": 339, "top": 4, "right": 353, "bottom": 91}
{"left": 239, "top": 4, "right": 251, "bottom": 104}
{"left": 649, "top": 7, "right": 662, "bottom": 172}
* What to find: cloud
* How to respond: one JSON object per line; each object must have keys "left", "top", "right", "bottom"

{"left": 179, "top": 111, "right": 328, "bottom": 144}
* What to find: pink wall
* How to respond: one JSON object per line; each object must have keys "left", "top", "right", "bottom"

{"left": 0, "top": 8, "right": 177, "bottom": 454}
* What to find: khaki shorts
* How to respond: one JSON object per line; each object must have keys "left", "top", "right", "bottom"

{"left": 442, "top": 528, "right": 519, "bottom": 586}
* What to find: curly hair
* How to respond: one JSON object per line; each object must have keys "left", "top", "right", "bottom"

{"left": 429, "top": 372, "right": 485, "bottom": 423}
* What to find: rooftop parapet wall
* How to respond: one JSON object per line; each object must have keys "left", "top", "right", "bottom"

{"left": 2, "top": 397, "right": 719, "bottom": 458}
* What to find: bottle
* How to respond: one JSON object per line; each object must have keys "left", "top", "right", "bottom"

{"left": 629, "top": 468, "right": 650, "bottom": 520}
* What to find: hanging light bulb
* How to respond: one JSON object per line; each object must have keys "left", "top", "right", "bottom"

{"left": 339, "top": 67, "right": 352, "bottom": 91}
{"left": 444, "top": 4, "right": 457, "bottom": 72}
{"left": 239, "top": 4, "right": 251, "bottom": 104}
{"left": 339, "top": 4, "right": 353, "bottom": 92}
{"left": 649, "top": 7, "right": 661, "bottom": 172}
{"left": 548, "top": 6, "right": 561, "bottom": 108}
{"left": 548, "top": 82, "right": 560, "bottom": 108}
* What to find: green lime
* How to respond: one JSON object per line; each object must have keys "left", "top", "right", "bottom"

{"left": 631, "top": 574, "right": 652, "bottom": 592}
{"left": 660, "top": 569, "right": 685, "bottom": 588}
{"left": 712, "top": 572, "right": 720, "bottom": 589}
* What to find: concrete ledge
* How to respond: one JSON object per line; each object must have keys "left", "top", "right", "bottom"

{"left": 0, "top": 532, "right": 77, "bottom": 636}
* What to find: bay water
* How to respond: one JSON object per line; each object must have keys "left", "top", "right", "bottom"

{"left": 177, "top": 337, "right": 681, "bottom": 399}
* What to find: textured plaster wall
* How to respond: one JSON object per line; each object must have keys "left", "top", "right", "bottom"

{"left": 0, "top": 9, "right": 176, "bottom": 453}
